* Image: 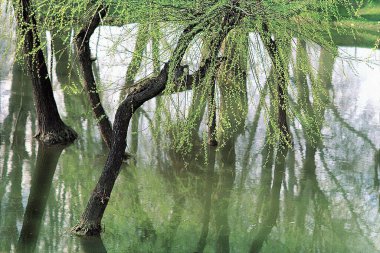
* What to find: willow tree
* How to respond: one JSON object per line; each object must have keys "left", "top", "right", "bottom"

{"left": 18, "top": 0, "right": 365, "bottom": 237}
{"left": 69, "top": 0, "right": 364, "bottom": 235}
{"left": 68, "top": 0, "right": 244, "bottom": 235}
{"left": 13, "top": 0, "right": 77, "bottom": 145}
{"left": 24, "top": 0, "right": 362, "bottom": 147}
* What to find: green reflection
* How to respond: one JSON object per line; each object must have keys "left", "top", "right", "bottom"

{"left": 0, "top": 30, "right": 379, "bottom": 253}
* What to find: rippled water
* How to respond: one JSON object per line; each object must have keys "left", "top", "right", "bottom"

{"left": 0, "top": 22, "right": 380, "bottom": 252}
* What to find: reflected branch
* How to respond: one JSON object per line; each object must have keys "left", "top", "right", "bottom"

{"left": 319, "top": 148, "right": 375, "bottom": 246}
{"left": 329, "top": 105, "right": 377, "bottom": 151}
{"left": 250, "top": 143, "right": 288, "bottom": 253}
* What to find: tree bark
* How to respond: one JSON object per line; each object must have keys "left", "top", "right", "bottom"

{"left": 208, "top": 81, "right": 218, "bottom": 146}
{"left": 75, "top": 5, "right": 113, "bottom": 149}
{"left": 260, "top": 22, "right": 291, "bottom": 145}
{"left": 71, "top": 3, "right": 243, "bottom": 236}
{"left": 71, "top": 23, "right": 201, "bottom": 236}
{"left": 15, "top": 0, "right": 77, "bottom": 145}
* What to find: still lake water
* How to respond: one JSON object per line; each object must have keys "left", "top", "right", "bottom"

{"left": 1, "top": 23, "right": 380, "bottom": 252}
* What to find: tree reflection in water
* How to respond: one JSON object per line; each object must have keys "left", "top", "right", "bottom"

{"left": 17, "top": 144, "right": 64, "bottom": 253}
{"left": 0, "top": 26, "right": 379, "bottom": 252}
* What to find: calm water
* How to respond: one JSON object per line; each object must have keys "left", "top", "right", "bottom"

{"left": 1, "top": 22, "right": 380, "bottom": 252}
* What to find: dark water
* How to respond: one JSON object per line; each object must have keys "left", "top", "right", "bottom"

{"left": 1, "top": 22, "right": 380, "bottom": 252}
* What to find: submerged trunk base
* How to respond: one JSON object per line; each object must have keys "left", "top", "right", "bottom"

{"left": 34, "top": 126, "right": 77, "bottom": 145}
{"left": 71, "top": 220, "right": 102, "bottom": 236}
{"left": 208, "top": 139, "right": 218, "bottom": 146}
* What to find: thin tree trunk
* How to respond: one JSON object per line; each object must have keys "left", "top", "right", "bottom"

{"left": 75, "top": 5, "right": 113, "bottom": 149}
{"left": 208, "top": 81, "right": 218, "bottom": 146}
{"left": 260, "top": 22, "right": 291, "bottom": 144}
{"left": 15, "top": 0, "right": 77, "bottom": 145}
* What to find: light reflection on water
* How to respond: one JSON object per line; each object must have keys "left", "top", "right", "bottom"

{"left": 0, "top": 24, "right": 380, "bottom": 252}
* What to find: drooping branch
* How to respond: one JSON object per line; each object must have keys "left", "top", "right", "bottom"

{"left": 122, "top": 57, "right": 225, "bottom": 96}
{"left": 197, "top": 2, "right": 245, "bottom": 146}
{"left": 123, "top": 24, "right": 150, "bottom": 88}
{"left": 217, "top": 29, "right": 249, "bottom": 145}
{"left": 208, "top": 80, "right": 218, "bottom": 146}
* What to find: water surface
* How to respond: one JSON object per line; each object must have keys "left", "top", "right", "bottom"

{"left": 0, "top": 24, "right": 380, "bottom": 252}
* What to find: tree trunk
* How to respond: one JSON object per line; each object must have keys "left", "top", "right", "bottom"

{"left": 75, "top": 5, "right": 113, "bottom": 149}
{"left": 71, "top": 4, "right": 243, "bottom": 236}
{"left": 208, "top": 81, "right": 218, "bottom": 146}
{"left": 15, "top": 0, "right": 77, "bottom": 145}
{"left": 260, "top": 22, "right": 291, "bottom": 145}
{"left": 71, "top": 62, "right": 171, "bottom": 235}
{"left": 71, "top": 24, "right": 198, "bottom": 235}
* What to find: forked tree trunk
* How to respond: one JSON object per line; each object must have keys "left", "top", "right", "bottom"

{"left": 15, "top": 0, "right": 77, "bottom": 145}
{"left": 71, "top": 3, "right": 243, "bottom": 236}
{"left": 71, "top": 24, "right": 200, "bottom": 236}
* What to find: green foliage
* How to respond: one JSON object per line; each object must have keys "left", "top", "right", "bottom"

{"left": 6, "top": 0, "right": 378, "bottom": 152}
